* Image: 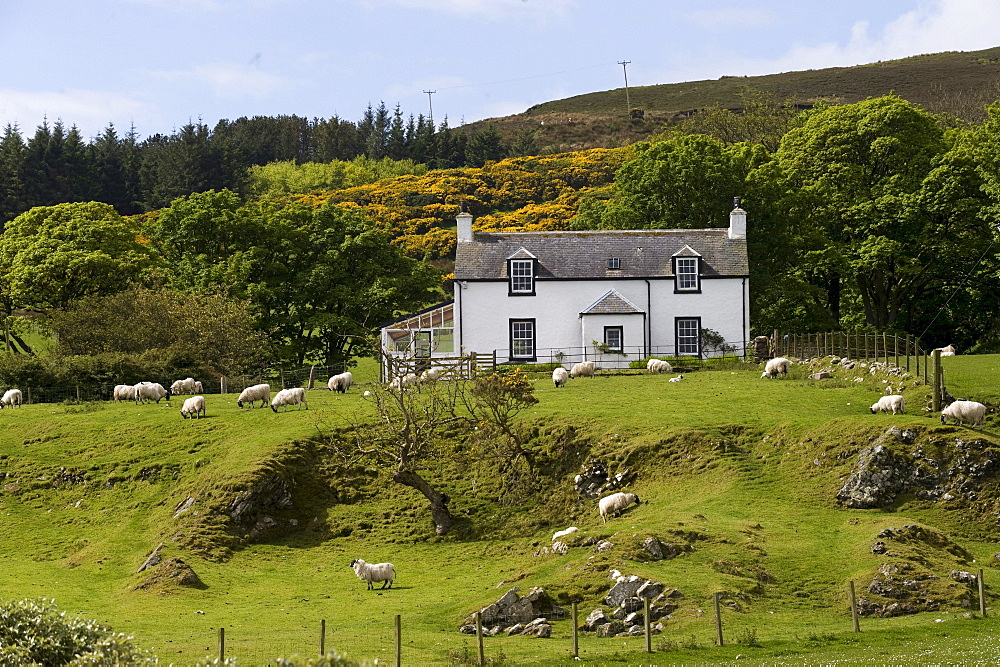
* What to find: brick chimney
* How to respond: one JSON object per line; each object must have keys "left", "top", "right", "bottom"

{"left": 728, "top": 196, "right": 746, "bottom": 240}
{"left": 456, "top": 200, "right": 473, "bottom": 243}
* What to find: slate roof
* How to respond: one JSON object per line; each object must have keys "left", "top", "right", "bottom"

{"left": 581, "top": 289, "right": 644, "bottom": 315}
{"left": 454, "top": 228, "right": 748, "bottom": 280}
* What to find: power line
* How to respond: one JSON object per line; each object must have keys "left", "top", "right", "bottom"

{"left": 618, "top": 60, "right": 631, "bottom": 115}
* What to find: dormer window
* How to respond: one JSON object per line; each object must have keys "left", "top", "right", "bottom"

{"left": 674, "top": 256, "right": 701, "bottom": 293}
{"left": 509, "top": 258, "right": 535, "bottom": 295}
{"left": 607, "top": 257, "right": 620, "bottom": 270}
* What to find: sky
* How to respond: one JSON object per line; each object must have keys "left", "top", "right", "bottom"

{"left": 1, "top": 0, "right": 1000, "bottom": 141}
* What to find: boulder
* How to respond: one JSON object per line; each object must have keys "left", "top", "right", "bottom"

{"left": 836, "top": 443, "right": 912, "bottom": 508}
{"left": 596, "top": 621, "right": 625, "bottom": 638}
{"left": 605, "top": 576, "right": 644, "bottom": 606}
{"left": 582, "top": 608, "right": 608, "bottom": 631}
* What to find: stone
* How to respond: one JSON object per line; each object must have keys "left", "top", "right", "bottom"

{"left": 624, "top": 625, "right": 644, "bottom": 636}
{"left": 836, "top": 443, "right": 912, "bottom": 508}
{"left": 624, "top": 611, "right": 644, "bottom": 626}
{"left": 640, "top": 537, "right": 663, "bottom": 560}
{"left": 605, "top": 576, "right": 644, "bottom": 606}
{"left": 469, "top": 586, "right": 564, "bottom": 628}
{"left": 596, "top": 621, "right": 625, "bottom": 638}
{"left": 594, "top": 540, "right": 614, "bottom": 553}
{"left": 136, "top": 543, "right": 164, "bottom": 573}
{"left": 950, "top": 570, "right": 979, "bottom": 585}
{"left": 583, "top": 608, "right": 608, "bottom": 631}
{"left": 636, "top": 580, "right": 664, "bottom": 599}
{"left": 872, "top": 541, "right": 887, "bottom": 554}
{"left": 459, "top": 625, "right": 476, "bottom": 634}
{"left": 506, "top": 624, "right": 524, "bottom": 636}
{"left": 550, "top": 541, "right": 569, "bottom": 555}
{"left": 808, "top": 371, "right": 832, "bottom": 380}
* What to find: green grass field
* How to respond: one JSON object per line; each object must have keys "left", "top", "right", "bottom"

{"left": 1, "top": 357, "right": 999, "bottom": 665}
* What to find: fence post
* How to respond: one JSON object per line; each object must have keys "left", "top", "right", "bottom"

{"left": 475, "top": 611, "right": 485, "bottom": 666}
{"left": 572, "top": 601, "right": 579, "bottom": 659}
{"left": 308, "top": 365, "right": 317, "bottom": 390}
{"left": 713, "top": 592, "right": 724, "bottom": 646}
{"left": 932, "top": 350, "right": 942, "bottom": 413}
{"left": 395, "top": 614, "right": 402, "bottom": 667}
{"left": 320, "top": 619, "right": 326, "bottom": 656}
{"left": 772, "top": 329, "right": 778, "bottom": 357}
{"left": 218, "top": 627, "right": 225, "bottom": 662}
{"left": 643, "top": 596, "right": 652, "bottom": 653}
{"left": 849, "top": 581, "right": 861, "bottom": 632}
{"left": 980, "top": 569, "right": 987, "bottom": 617}
{"left": 894, "top": 334, "right": 899, "bottom": 369}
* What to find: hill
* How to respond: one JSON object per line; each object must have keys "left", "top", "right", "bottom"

{"left": 2, "top": 356, "right": 1000, "bottom": 663}
{"left": 465, "top": 47, "right": 1000, "bottom": 152}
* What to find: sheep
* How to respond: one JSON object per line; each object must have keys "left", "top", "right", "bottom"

{"left": 350, "top": 558, "right": 395, "bottom": 590}
{"left": 388, "top": 373, "right": 419, "bottom": 391}
{"left": 940, "top": 400, "right": 987, "bottom": 429}
{"left": 552, "top": 367, "right": 569, "bottom": 388}
{"left": 327, "top": 372, "right": 353, "bottom": 393}
{"left": 569, "top": 361, "right": 596, "bottom": 379}
{"left": 180, "top": 395, "right": 206, "bottom": 419}
{"left": 761, "top": 357, "right": 793, "bottom": 379}
{"left": 647, "top": 359, "right": 672, "bottom": 374}
{"left": 271, "top": 387, "right": 308, "bottom": 412}
{"left": 870, "top": 394, "right": 905, "bottom": 415}
{"left": 668, "top": 374, "right": 684, "bottom": 382}
{"left": 599, "top": 491, "right": 640, "bottom": 523}
{"left": 552, "top": 526, "right": 578, "bottom": 541}
{"left": 170, "top": 378, "right": 198, "bottom": 395}
{"left": 134, "top": 382, "right": 170, "bottom": 404}
{"left": 237, "top": 383, "right": 271, "bottom": 409}
{"left": 420, "top": 367, "right": 442, "bottom": 383}
{"left": 194, "top": 381, "right": 203, "bottom": 393}
{"left": 0, "top": 388, "right": 23, "bottom": 408}
{"left": 934, "top": 344, "right": 957, "bottom": 357}
{"left": 113, "top": 384, "right": 135, "bottom": 402}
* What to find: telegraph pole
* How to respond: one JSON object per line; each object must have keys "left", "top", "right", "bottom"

{"left": 423, "top": 90, "right": 436, "bottom": 126}
{"left": 618, "top": 60, "right": 631, "bottom": 115}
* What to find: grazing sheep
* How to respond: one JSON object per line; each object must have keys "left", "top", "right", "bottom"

{"left": 599, "top": 491, "right": 640, "bottom": 523}
{"left": 760, "top": 357, "right": 793, "bottom": 379}
{"left": 0, "top": 388, "right": 23, "bottom": 408}
{"left": 194, "top": 381, "right": 203, "bottom": 393}
{"left": 668, "top": 374, "right": 684, "bottom": 383}
{"left": 180, "top": 395, "right": 206, "bottom": 419}
{"left": 327, "top": 372, "right": 353, "bottom": 393}
{"left": 647, "top": 359, "right": 672, "bottom": 374}
{"left": 350, "top": 558, "right": 395, "bottom": 590}
{"left": 237, "top": 383, "right": 271, "bottom": 409}
{"left": 170, "top": 378, "right": 199, "bottom": 395}
{"left": 934, "top": 344, "right": 957, "bottom": 356}
{"left": 552, "top": 367, "right": 569, "bottom": 388}
{"left": 113, "top": 384, "right": 135, "bottom": 402}
{"left": 552, "top": 526, "right": 578, "bottom": 541}
{"left": 388, "top": 373, "right": 419, "bottom": 391}
{"left": 420, "top": 367, "right": 442, "bottom": 383}
{"left": 271, "top": 387, "right": 308, "bottom": 412}
{"left": 569, "top": 361, "right": 596, "bottom": 379}
{"left": 870, "top": 394, "right": 905, "bottom": 415}
{"left": 940, "top": 400, "right": 986, "bottom": 429}
{"left": 135, "top": 382, "right": 170, "bottom": 404}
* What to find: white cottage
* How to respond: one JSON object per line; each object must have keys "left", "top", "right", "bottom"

{"left": 382, "top": 203, "right": 750, "bottom": 369}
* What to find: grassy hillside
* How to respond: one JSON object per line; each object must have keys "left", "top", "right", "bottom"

{"left": 467, "top": 47, "right": 1000, "bottom": 152}
{"left": 1, "top": 356, "right": 1000, "bottom": 664}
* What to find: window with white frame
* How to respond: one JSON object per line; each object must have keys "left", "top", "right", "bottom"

{"left": 676, "top": 318, "right": 700, "bottom": 357}
{"left": 509, "top": 259, "right": 534, "bottom": 294}
{"left": 675, "top": 257, "right": 699, "bottom": 291}
{"left": 604, "top": 326, "right": 623, "bottom": 352}
{"left": 510, "top": 319, "right": 536, "bottom": 360}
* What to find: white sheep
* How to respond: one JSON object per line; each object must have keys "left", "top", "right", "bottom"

{"left": 552, "top": 526, "right": 578, "bottom": 541}
{"left": 271, "top": 387, "right": 308, "bottom": 412}
{"left": 870, "top": 394, "right": 905, "bottom": 415}
{"left": 194, "top": 380, "right": 203, "bottom": 393}
{"left": 668, "top": 374, "right": 684, "bottom": 382}
{"left": 180, "top": 395, "right": 206, "bottom": 419}
{"left": 170, "top": 378, "right": 199, "bottom": 395}
{"left": 237, "top": 383, "right": 271, "bottom": 409}
{"left": 420, "top": 367, "right": 442, "bottom": 383}
{"left": 599, "top": 491, "right": 640, "bottom": 523}
{"left": 552, "top": 367, "right": 569, "bottom": 388}
{"left": 350, "top": 558, "right": 395, "bottom": 590}
{"left": 934, "top": 344, "right": 957, "bottom": 356}
{"left": 0, "top": 388, "right": 23, "bottom": 408}
{"left": 327, "top": 372, "right": 353, "bottom": 393}
{"left": 134, "top": 382, "right": 169, "bottom": 404}
{"left": 569, "top": 361, "right": 596, "bottom": 379}
{"left": 940, "top": 400, "right": 986, "bottom": 429}
{"left": 388, "top": 373, "right": 419, "bottom": 391}
{"left": 761, "top": 357, "right": 793, "bottom": 379}
{"left": 647, "top": 359, "right": 672, "bottom": 374}
{"left": 113, "top": 384, "right": 135, "bottom": 402}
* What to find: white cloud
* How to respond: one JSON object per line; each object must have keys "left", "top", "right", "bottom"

{"left": 359, "top": 0, "right": 575, "bottom": 19}
{"left": 151, "top": 62, "right": 292, "bottom": 98}
{"left": 0, "top": 88, "right": 152, "bottom": 138}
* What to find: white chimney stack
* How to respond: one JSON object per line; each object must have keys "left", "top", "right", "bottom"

{"left": 728, "top": 196, "right": 746, "bottom": 240}
{"left": 456, "top": 200, "right": 473, "bottom": 243}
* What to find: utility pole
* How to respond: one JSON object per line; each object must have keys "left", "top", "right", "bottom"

{"left": 423, "top": 90, "right": 436, "bottom": 126}
{"left": 618, "top": 60, "right": 631, "bottom": 115}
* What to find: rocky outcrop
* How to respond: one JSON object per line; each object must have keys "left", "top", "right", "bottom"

{"left": 574, "top": 461, "right": 635, "bottom": 499}
{"left": 836, "top": 444, "right": 911, "bottom": 508}
{"left": 133, "top": 557, "right": 205, "bottom": 591}
{"left": 459, "top": 587, "right": 565, "bottom": 637}
{"left": 578, "top": 572, "right": 678, "bottom": 638}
